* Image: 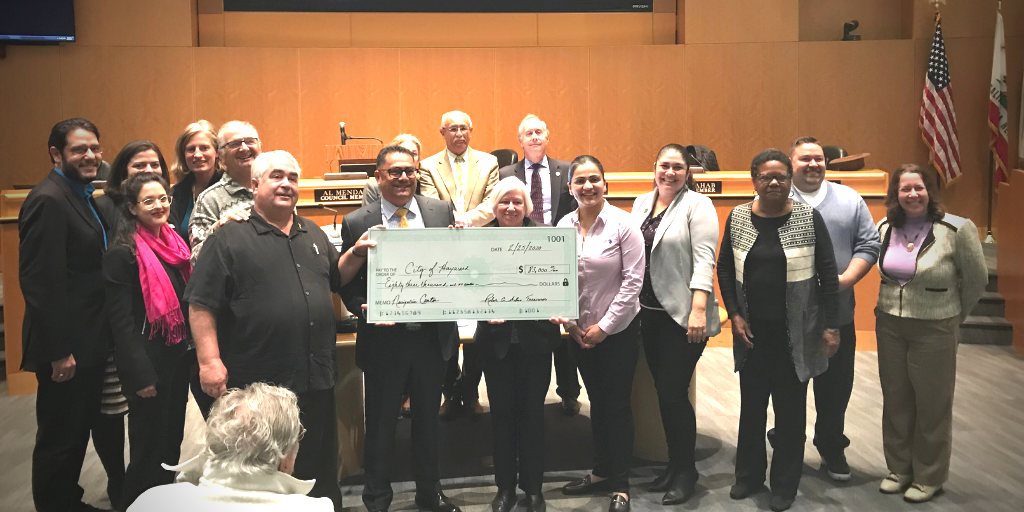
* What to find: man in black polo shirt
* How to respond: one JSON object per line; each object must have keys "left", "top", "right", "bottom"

{"left": 339, "top": 145, "right": 461, "bottom": 512}
{"left": 185, "top": 150, "right": 370, "bottom": 510}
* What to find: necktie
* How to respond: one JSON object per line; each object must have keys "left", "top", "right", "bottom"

{"left": 454, "top": 155, "right": 466, "bottom": 194}
{"left": 529, "top": 163, "right": 545, "bottom": 224}
{"left": 395, "top": 207, "right": 410, "bottom": 228}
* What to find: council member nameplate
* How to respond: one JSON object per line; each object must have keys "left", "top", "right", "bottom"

{"left": 366, "top": 227, "right": 579, "bottom": 322}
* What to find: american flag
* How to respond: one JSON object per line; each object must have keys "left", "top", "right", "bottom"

{"left": 919, "top": 16, "right": 962, "bottom": 183}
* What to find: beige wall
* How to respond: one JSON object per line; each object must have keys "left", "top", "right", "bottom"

{"left": 0, "top": 0, "right": 1022, "bottom": 232}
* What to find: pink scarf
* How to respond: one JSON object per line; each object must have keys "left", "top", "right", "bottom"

{"left": 134, "top": 224, "right": 192, "bottom": 345}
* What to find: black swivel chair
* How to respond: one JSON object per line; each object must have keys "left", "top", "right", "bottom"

{"left": 822, "top": 145, "right": 848, "bottom": 169}
{"left": 685, "top": 144, "right": 721, "bottom": 172}
{"left": 490, "top": 149, "right": 519, "bottom": 168}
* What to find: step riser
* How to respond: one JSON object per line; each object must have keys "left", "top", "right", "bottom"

{"left": 960, "top": 326, "right": 1013, "bottom": 346}
{"left": 986, "top": 275, "right": 998, "bottom": 293}
{"left": 972, "top": 302, "right": 1006, "bottom": 317}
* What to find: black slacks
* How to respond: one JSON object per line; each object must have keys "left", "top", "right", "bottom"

{"left": 294, "top": 387, "right": 344, "bottom": 509}
{"left": 812, "top": 321, "right": 856, "bottom": 456}
{"left": 363, "top": 327, "right": 447, "bottom": 511}
{"left": 571, "top": 315, "right": 641, "bottom": 494}
{"left": 189, "top": 368, "right": 216, "bottom": 420}
{"left": 481, "top": 343, "right": 552, "bottom": 494}
{"left": 443, "top": 342, "right": 482, "bottom": 403}
{"left": 640, "top": 308, "right": 706, "bottom": 481}
{"left": 33, "top": 365, "right": 124, "bottom": 512}
{"left": 553, "top": 339, "right": 581, "bottom": 401}
{"left": 735, "top": 319, "right": 808, "bottom": 500}
{"left": 121, "top": 354, "right": 191, "bottom": 509}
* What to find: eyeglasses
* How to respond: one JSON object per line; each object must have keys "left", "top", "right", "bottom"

{"left": 754, "top": 173, "right": 792, "bottom": 184}
{"left": 223, "top": 137, "right": 260, "bottom": 150}
{"left": 385, "top": 166, "right": 418, "bottom": 178}
{"left": 137, "top": 195, "right": 172, "bottom": 209}
{"left": 68, "top": 145, "right": 103, "bottom": 156}
{"left": 297, "top": 426, "right": 306, "bottom": 443}
{"left": 445, "top": 125, "right": 471, "bottom": 134}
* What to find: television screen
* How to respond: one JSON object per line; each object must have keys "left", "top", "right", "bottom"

{"left": 225, "top": 1, "right": 651, "bottom": 13}
{"left": 0, "top": 0, "right": 75, "bottom": 43}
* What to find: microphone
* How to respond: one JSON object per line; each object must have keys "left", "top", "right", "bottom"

{"left": 339, "top": 122, "right": 349, "bottom": 145}
{"left": 843, "top": 20, "right": 861, "bottom": 41}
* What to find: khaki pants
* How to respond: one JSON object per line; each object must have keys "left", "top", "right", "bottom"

{"left": 875, "top": 311, "right": 959, "bottom": 486}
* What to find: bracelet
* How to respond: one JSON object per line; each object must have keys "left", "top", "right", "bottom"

{"left": 350, "top": 247, "right": 367, "bottom": 258}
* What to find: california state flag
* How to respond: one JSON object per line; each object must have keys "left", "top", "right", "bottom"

{"left": 989, "top": 10, "right": 1009, "bottom": 184}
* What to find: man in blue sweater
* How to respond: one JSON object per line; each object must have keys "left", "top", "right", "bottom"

{"left": 776, "top": 136, "right": 881, "bottom": 481}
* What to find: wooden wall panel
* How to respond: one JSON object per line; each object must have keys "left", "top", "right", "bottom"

{"left": 995, "top": 170, "right": 1024, "bottom": 355}
{"left": 1006, "top": 36, "right": 1024, "bottom": 171}
{"left": 198, "top": 14, "right": 225, "bottom": 47}
{"left": 653, "top": 13, "right": 677, "bottom": 45}
{"left": 589, "top": 45, "right": 690, "bottom": 172}
{"left": 0, "top": 47, "right": 64, "bottom": 191}
{"left": 298, "top": 49, "right": 403, "bottom": 176}
{"left": 194, "top": 48, "right": 302, "bottom": 161}
{"left": 687, "top": 43, "right": 800, "bottom": 170}
{"left": 492, "top": 47, "right": 591, "bottom": 162}
{"left": 537, "top": 14, "right": 654, "bottom": 46}
{"left": 58, "top": 46, "right": 195, "bottom": 167}
{"left": 911, "top": 0, "right": 1024, "bottom": 40}
{"left": 352, "top": 14, "right": 537, "bottom": 48}
{"left": 73, "top": 0, "right": 194, "bottom": 47}
{"left": 398, "top": 49, "right": 497, "bottom": 157}
{"left": 798, "top": 0, "right": 907, "bottom": 41}
{"left": 685, "top": 0, "right": 799, "bottom": 44}
{"left": 797, "top": 41, "right": 918, "bottom": 175}
{"left": 223, "top": 12, "right": 352, "bottom": 47}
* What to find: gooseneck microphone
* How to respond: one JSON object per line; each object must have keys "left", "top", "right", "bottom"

{"left": 338, "top": 121, "right": 383, "bottom": 145}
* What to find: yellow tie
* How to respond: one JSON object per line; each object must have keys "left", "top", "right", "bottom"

{"left": 454, "top": 155, "right": 466, "bottom": 197}
{"left": 395, "top": 207, "right": 410, "bottom": 228}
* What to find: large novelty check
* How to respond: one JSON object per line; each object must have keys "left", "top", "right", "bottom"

{"left": 366, "top": 227, "right": 579, "bottom": 322}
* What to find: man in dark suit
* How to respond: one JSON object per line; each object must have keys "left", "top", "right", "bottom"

{"left": 19, "top": 118, "right": 117, "bottom": 512}
{"left": 497, "top": 114, "right": 582, "bottom": 415}
{"left": 340, "top": 145, "right": 461, "bottom": 512}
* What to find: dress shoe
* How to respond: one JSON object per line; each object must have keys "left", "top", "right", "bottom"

{"left": 490, "top": 488, "right": 516, "bottom": 512}
{"left": 769, "top": 495, "right": 795, "bottom": 512}
{"left": 525, "top": 493, "right": 546, "bottom": 512}
{"left": 561, "top": 398, "right": 581, "bottom": 416}
{"left": 878, "top": 472, "right": 913, "bottom": 494}
{"left": 662, "top": 475, "right": 697, "bottom": 505}
{"left": 415, "top": 491, "right": 461, "bottom": 512}
{"left": 562, "top": 474, "right": 614, "bottom": 495}
{"left": 903, "top": 483, "right": 943, "bottom": 503}
{"left": 465, "top": 399, "right": 484, "bottom": 418}
{"left": 819, "top": 449, "right": 851, "bottom": 481}
{"left": 646, "top": 468, "right": 678, "bottom": 492}
{"left": 439, "top": 398, "right": 460, "bottom": 420}
{"left": 608, "top": 494, "right": 630, "bottom": 512}
{"left": 729, "top": 481, "right": 765, "bottom": 500}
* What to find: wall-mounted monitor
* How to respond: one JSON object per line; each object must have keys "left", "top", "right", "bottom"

{"left": 0, "top": 0, "right": 76, "bottom": 43}
{"left": 225, "top": 1, "right": 651, "bottom": 13}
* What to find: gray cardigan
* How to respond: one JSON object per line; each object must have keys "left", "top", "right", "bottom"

{"left": 631, "top": 187, "right": 722, "bottom": 336}
{"left": 876, "top": 214, "right": 987, "bottom": 320}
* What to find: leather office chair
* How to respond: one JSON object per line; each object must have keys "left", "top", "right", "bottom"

{"left": 685, "top": 144, "right": 721, "bottom": 172}
{"left": 490, "top": 149, "right": 519, "bottom": 168}
{"left": 822, "top": 145, "right": 847, "bottom": 168}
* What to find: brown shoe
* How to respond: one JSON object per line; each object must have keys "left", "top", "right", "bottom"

{"left": 439, "top": 397, "right": 460, "bottom": 420}
{"left": 465, "top": 399, "right": 484, "bottom": 418}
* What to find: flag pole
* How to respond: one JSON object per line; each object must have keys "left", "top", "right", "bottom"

{"left": 985, "top": 1, "right": 1002, "bottom": 244}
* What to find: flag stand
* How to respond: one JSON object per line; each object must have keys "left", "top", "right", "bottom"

{"left": 986, "top": 153, "right": 996, "bottom": 243}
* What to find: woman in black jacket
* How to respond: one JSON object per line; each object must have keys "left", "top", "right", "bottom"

{"left": 477, "top": 177, "right": 562, "bottom": 512}
{"left": 102, "top": 172, "right": 193, "bottom": 509}
{"left": 169, "top": 120, "right": 223, "bottom": 242}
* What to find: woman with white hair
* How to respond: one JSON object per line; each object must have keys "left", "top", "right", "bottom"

{"left": 476, "top": 177, "right": 561, "bottom": 512}
{"left": 127, "top": 383, "right": 333, "bottom": 511}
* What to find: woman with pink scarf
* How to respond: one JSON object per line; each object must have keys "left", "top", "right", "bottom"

{"left": 102, "top": 172, "right": 194, "bottom": 509}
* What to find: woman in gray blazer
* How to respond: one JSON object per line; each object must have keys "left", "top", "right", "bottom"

{"left": 630, "top": 144, "right": 721, "bottom": 504}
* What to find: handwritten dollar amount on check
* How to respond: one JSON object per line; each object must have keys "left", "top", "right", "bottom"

{"left": 366, "top": 227, "right": 579, "bottom": 322}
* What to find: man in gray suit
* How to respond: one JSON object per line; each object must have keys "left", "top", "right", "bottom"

{"left": 498, "top": 114, "right": 581, "bottom": 415}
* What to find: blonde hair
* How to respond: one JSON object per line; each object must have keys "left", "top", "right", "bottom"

{"left": 172, "top": 120, "right": 221, "bottom": 180}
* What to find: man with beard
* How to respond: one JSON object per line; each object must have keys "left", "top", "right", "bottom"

{"left": 20, "top": 118, "right": 121, "bottom": 512}
{"left": 185, "top": 150, "right": 371, "bottom": 510}
{"left": 498, "top": 114, "right": 581, "bottom": 416}
{"left": 188, "top": 120, "right": 261, "bottom": 265}
{"left": 766, "top": 136, "right": 880, "bottom": 482}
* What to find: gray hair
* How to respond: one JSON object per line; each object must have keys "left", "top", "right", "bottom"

{"left": 204, "top": 383, "right": 303, "bottom": 475}
{"left": 251, "top": 150, "right": 301, "bottom": 183}
{"left": 440, "top": 111, "right": 472, "bottom": 130}
{"left": 216, "top": 120, "right": 259, "bottom": 151}
{"left": 517, "top": 114, "right": 548, "bottom": 142}
{"left": 487, "top": 176, "right": 533, "bottom": 218}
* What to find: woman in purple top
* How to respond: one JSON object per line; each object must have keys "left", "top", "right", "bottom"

{"left": 874, "top": 164, "right": 987, "bottom": 503}
{"left": 555, "top": 155, "right": 644, "bottom": 512}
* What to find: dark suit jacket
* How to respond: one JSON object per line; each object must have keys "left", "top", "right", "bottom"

{"left": 18, "top": 170, "right": 110, "bottom": 372}
{"left": 474, "top": 218, "right": 562, "bottom": 360}
{"left": 498, "top": 157, "right": 577, "bottom": 226}
{"left": 338, "top": 195, "right": 460, "bottom": 370}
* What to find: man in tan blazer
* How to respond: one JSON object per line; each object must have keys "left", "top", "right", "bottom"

{"left": 419, "top": 110, "right": 499, "bottom": 419}
{"left": 419, "top": 110, "right": 499, "bottom": 228}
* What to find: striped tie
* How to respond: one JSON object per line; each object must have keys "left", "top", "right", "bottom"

{"left": 395, "top": 207, "right": 409, "bottom": 228}
{"left": 529, "top": 163, "right": 545, "bottom": 223}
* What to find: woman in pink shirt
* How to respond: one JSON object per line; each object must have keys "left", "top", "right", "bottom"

{"left": 556, "top": 155, "right": 645, "bottom": 512}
